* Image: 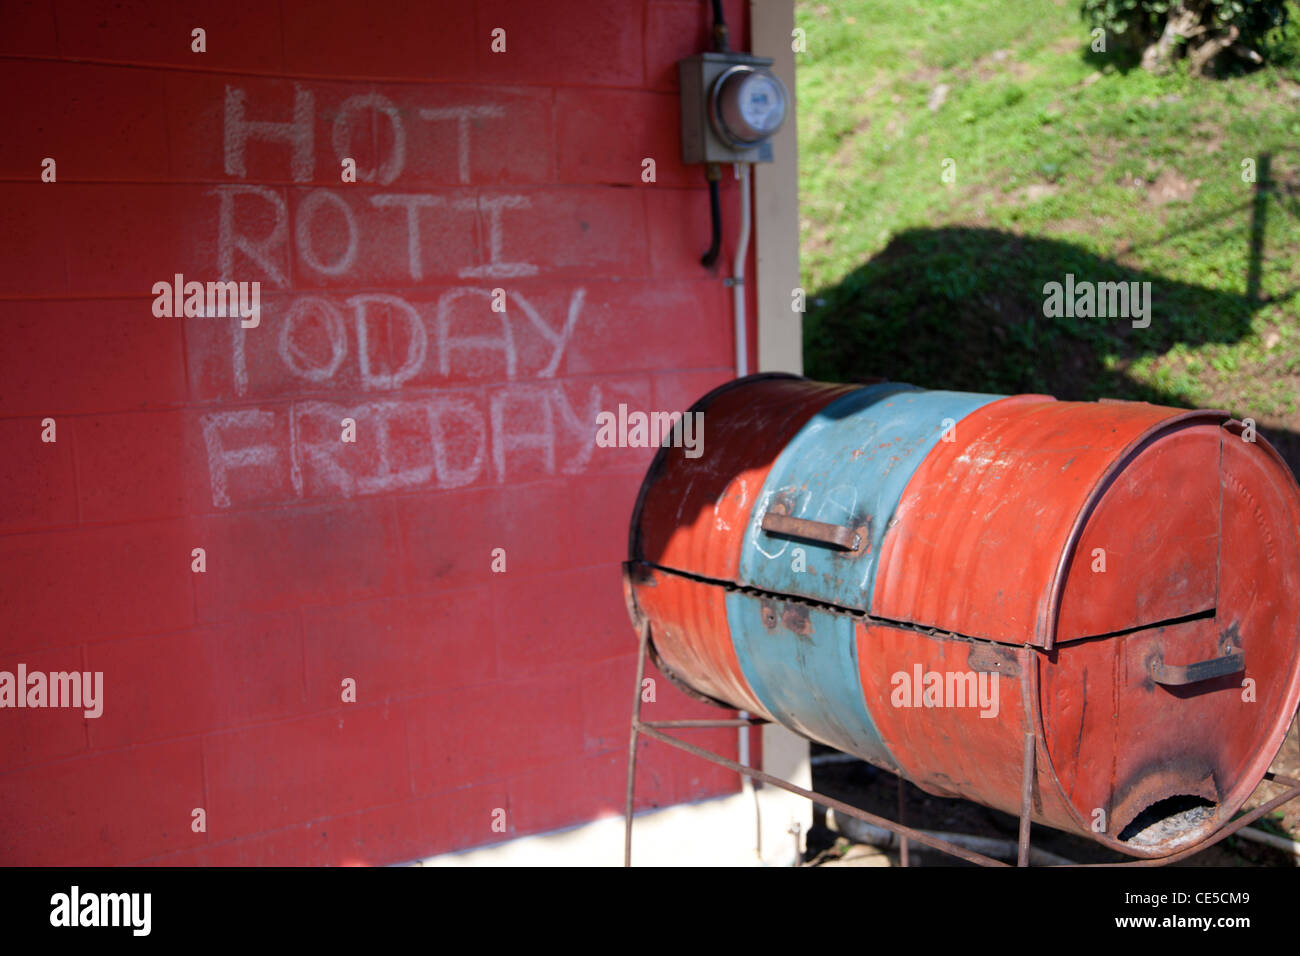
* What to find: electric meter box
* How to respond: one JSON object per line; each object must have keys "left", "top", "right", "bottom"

{"left": 679, "top": 52, "right": 786, "bottom": 164}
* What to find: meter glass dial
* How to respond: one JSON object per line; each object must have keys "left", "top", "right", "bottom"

{"left": 712, "top": 66, "right": 787, "bottom": 147}
{"left": 737, "top": 73, "right": 784, "bottom": 137}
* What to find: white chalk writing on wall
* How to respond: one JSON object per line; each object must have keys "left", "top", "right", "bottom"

{"left": 203, "top": 85, "right": 645, "bottom": 508}
{"left": 201, "top": 383, "right": 620, "bottom": 507}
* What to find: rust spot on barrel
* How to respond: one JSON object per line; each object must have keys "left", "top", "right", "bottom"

{"left": 968, "top": 642, "right": 1021, "bottom": 678}
{"left": 781, "top": 603, "right": 813, "bottom": 638}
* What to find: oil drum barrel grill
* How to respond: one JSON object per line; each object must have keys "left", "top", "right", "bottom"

{"left": 623, "top": 374, "right": 1300, "bottom": 859}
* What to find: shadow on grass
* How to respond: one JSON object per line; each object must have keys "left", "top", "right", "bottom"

{"left": 1081, "top": 37, "right": 1143, "bottom": 76}
{"left": 802, "top": 220, "right": 1300, "bottom": 474}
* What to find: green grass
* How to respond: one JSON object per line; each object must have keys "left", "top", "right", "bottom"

{"left": 798, "top": 0, "right": 1300, "bottom": 448}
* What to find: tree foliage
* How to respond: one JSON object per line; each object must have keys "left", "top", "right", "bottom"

{"left": 1082, "top": 0, "right": 1289, "bottom": 74}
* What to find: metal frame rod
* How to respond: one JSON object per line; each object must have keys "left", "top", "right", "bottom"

{"left": 897, "top": 776, "right": 909, "bottom": 868}
{"left": 1018, "top": 731, "right": 1035, "bottom": 867}
{"left": 623, "top": 622, "right": 650, "bottom": 867}
{"left": 636, "top": 723, "right": 1009, "bottom": 867}
{"left": 623, "top": 630, "right": 1300, "bottom": 868}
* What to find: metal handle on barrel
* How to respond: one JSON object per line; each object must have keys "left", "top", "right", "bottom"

{"left": 760, "top": 512, "right": 861, "bottom": 552}
{"left": 1150, "top": 648, "right": 1244, "bottom": 686}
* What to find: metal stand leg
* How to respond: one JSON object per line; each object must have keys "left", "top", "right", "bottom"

{"left": 623, "top": 696, "right": 1300, "bottom": 867}
{"left": 623, "top": 622, "right": 650, "bottom": 867}
{"left": 1018, "top": 731, "right": 1035, "bottom": 867}
{"left": 897, "top": 776, "right": 910, "bottom": 868}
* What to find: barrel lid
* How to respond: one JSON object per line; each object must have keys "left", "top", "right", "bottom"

{"left": 873, "top": 398, "right": 1231, "bottom": 648}
{"left": 1035, "top": 421, "right": 1300, "bottom": 854}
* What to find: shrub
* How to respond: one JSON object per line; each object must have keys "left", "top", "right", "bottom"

{"left": 1081, "top": 0, "right": 1290, "bottom": 74}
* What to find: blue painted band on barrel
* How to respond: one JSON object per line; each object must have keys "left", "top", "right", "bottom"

{"left": 724, "top": 592, "right": 897, "bottom": 769}
{"left": 737, "top": 384, "right": 1005, "bottom": 612}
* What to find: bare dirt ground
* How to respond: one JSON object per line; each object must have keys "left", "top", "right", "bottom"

{"left": 805, "top": 714, "right": 1300, "bottom": 867}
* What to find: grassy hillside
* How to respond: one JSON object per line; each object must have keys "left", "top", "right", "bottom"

{"left": 798, "top": 0, "right": 1300, "bottom": 462}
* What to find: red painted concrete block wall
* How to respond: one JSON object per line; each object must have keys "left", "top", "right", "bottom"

{"left": 0, "top": 0, "right": 757, "bottom": 865}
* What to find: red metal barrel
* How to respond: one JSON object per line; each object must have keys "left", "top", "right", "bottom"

{"left": 625, "top": 374, "right": 1300, "bottom": 858}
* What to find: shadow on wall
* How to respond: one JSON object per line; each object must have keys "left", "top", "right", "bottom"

{"left": 802, "top": 156, "right": 1300, "bottom": 476}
